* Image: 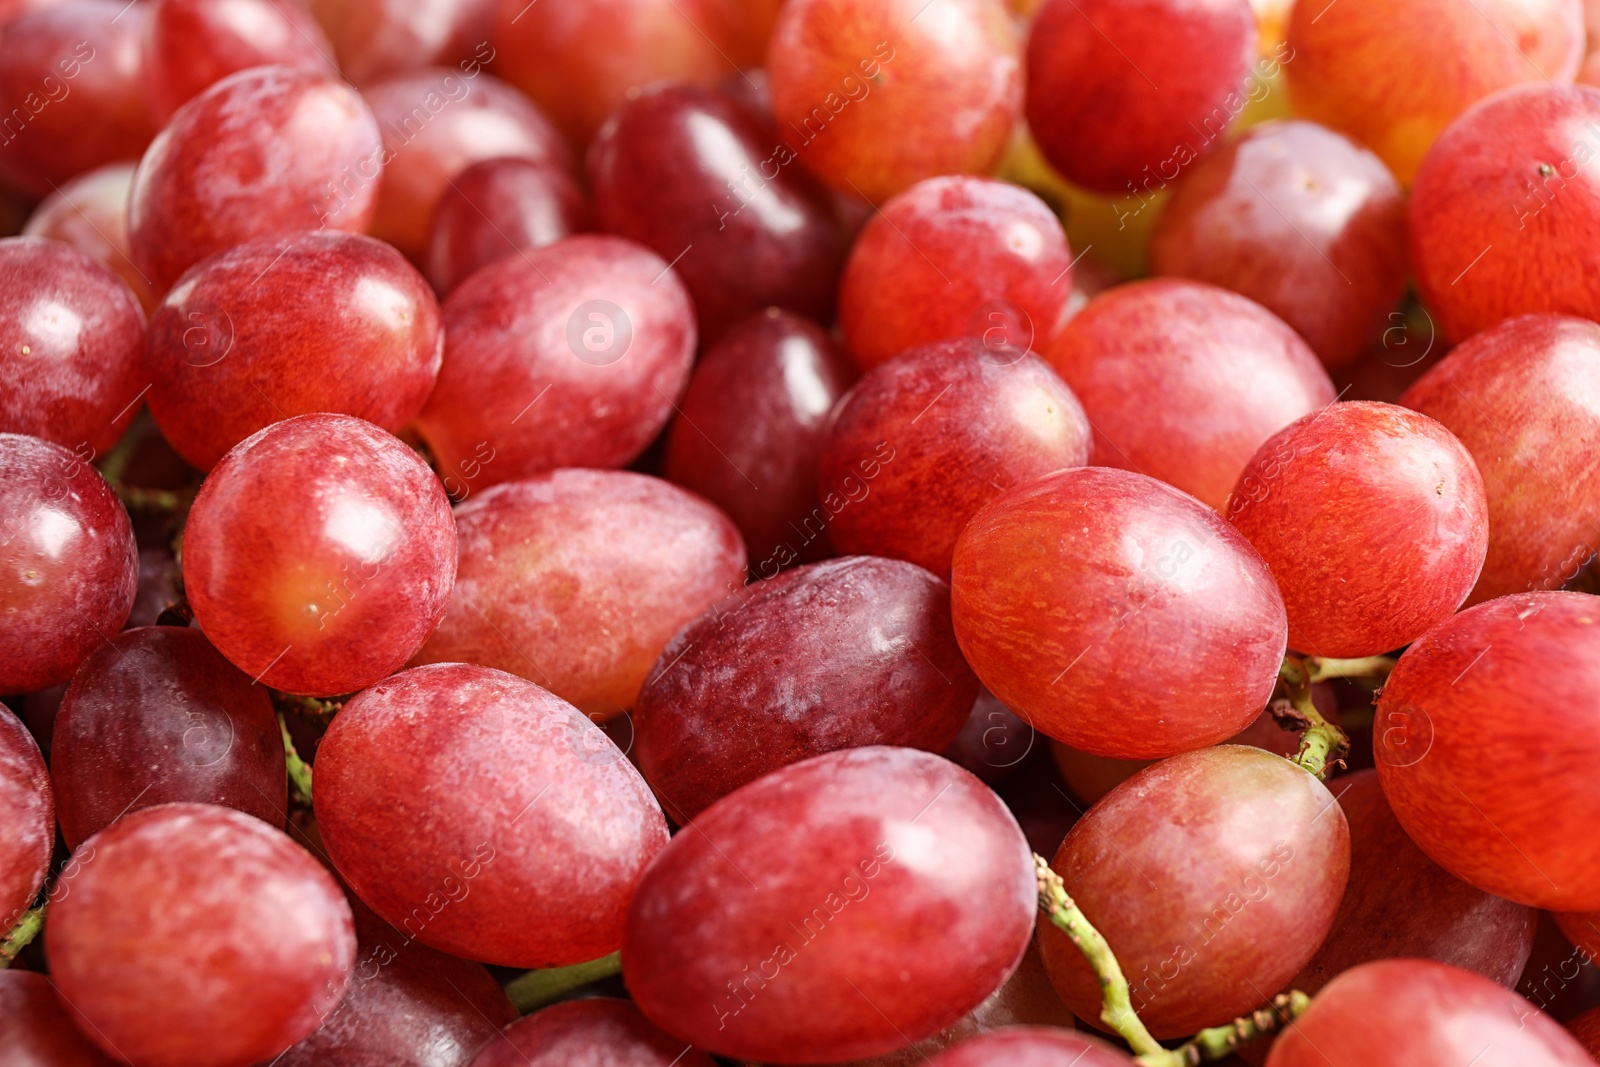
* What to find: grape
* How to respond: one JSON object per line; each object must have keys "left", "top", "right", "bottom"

{"left": 309, "top": 0, "right": 494, "bottom": 85}
{"left": 46, "top": 803, "right": 357, "bottom": 1067}
{"left": 951, "top": 466, "right": 1287, "bottom": 759}
{"left": 0, "top": 433, "right": 136, "bottom": 694}
{"left": 362, "top": 67, "right": 573, "bottom": 259}
{"left": 0, "top": 707, "right": 52, "bottom": 930}
{"left": 412, "top": 469, "right": 745, "bottom": 717}
{"left": 469, "top": 998, "right": 714, "bottom": 1067}
{"left": 1265, "top": 959, "right": 1593, "bottom": 1066}
{"left": 622, "top": 746, "right": 1036, "bottom": 1064}
{"left": 588, "top": 83, "right": 845, "bottom": 342}
{"left": 181, "top": 414, "right": 457, "bottom": 697}
{"left": 414, "top": 235, "right": 697, "bottom": 490}
{"left": 426, "top": 157, "right": 589, "bottom": 294}
{"left": 1375, "top": 591, "right": 1600, "bottom": 911}
{"left": 1039, "top": 746, "right": 1350, "bottom": 1039}
{"left": 276, "top": 900, "right": 518, "bottom": 1067}
{"left": 315, "top": 663, "right": 669, "bottom": 967}
{"left": 1568, "top": 1007, "right": 1600, "bottom": 1057}
{"left": 0, "top": 970, "right": 118, "bottom": 1066}
{"left": 1226, "top": 401, "right": 1488, "bottom": 657}
{"left": 146, "top": 230, "right": 443, "bottom": 470}
{"left": 1149, "top": 120, "right": 1408, "bottom": 370}
{"left": 1025, "top": 0, "right": 1256, "bottom": 194}
{"left": 1046, "top": 278, "right": 1335, "bottom": 512}
{"left": 0, "top": 0, "right": 155, "bottom": 198}
{"left": 51, "top": 625, "right": 287, "bottom": 848}
{"left": 0, "top": 236, "right": 147, "bottom": 456}
{"left": 925, "top": 1027, "right": 1135, "bottom": 1066}
{"left": 943, "top": 689, "right": 1034, "bottom": 787}
{"left": 634, "top": 556, "right": 978, "bottom": 821}
{"left": 661, "top": 309, "right": 857, "bottom": 568}
{"left": 767, "top": 0, "right": 1021, "bottom": 202}
{"left": 1399, "top": 314, "right": 1600, "bottom": 604}
{"left": 128, "top": 66, "right": 382, "bottom": 293}
{"left": 717, "top": 0, "right": 782, "bottom": 67}
{"left": 21, "top": 162, "right": 154, "bottom": 312}
{"left": 143, "top": 0, "right": 337, "bottom": 122}
{"left": 818, "top": 340, "right": 1092, "bottom": 579}
{"left": 836, "top": 176, "right": 1076, "bottom": 370}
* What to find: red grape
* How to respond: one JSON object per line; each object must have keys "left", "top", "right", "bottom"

{"left": 622, "top": 746, "right": 1036, "bottom": 1064}
{"left": 1039, "top": 746, "right": 1350, "bottom": 1039}
{"left": 309, "top": 0, "right": 493, "bottom": 85}
{"left": 51, "top": 625, "right": 286, "bottom": 848}
{"left": 1047, "top": 279, "right": 1335, "bottom": 512}
{"left": 21, "top": 162, "right": 154, "bottom": 312}
{"left": 413, "top": 469, "right": 745, "bottom": 717}
{"left": 181, "top": 413, "right": 457, "bottom": 697}
{"left": 661, "top": 309, "right": 857, "bottom": 567}
{"left": 0, "top": 236, "right": 146, "bottom": 456}
{"left": 0, "top": 432, "right": 136, "bottom": 694}
{"left": 128, "top": 65, "right": 383, "bottom": 293}
{"left": 1149, "top": 120, "right": 1408, "bottom": 369}
{"left": 1375, "top": 590, "right": 1600, "bottom": 910}
{"left": 1568, "top": 1007, "right": 1600, "bottom": 1057}
{"left": 1266, "top": 959, "right": 1593, "bottom": 1066}
{"left": 1025, "top": 0, "right": 1257, "bottom": 194}
{"left": 1400, "top": 314, "right": 1600, "bottom": 604}
{"left": 818, "top": 340, "right": 1092, "bottom": 578}
{"left": 46, "top": 803, "right": 357, "bottom": 1067}
{"left": 425, "top": 156, "right": 589, "bottom": 294}
{"left": 925, "top": 1027, "right": 1134, "bottom": 1066}
{"left": 588, "top": 83, "right": 845, "bottom": 342}
{"left": 468, "top": 998, "right": 714, "bottom": 1067}
{"left": 941, "top": 689, "right": 1034, "bottom": 788}
{"left": 0, "top": 970, "right": 118, "bottom": 1066}
{"left": 635, "top": 555, "right": 978, "bottom": 820}
{"left": 1227, "top": 401, "right": 1488, "bottom": 657}
{"left": 837, "top": 176, "right": 1075, "bottom": 370}
{"left": 414, "top": 235, "right": 696, "bottom": 489}
{"left": 316, "top": 663, "right": 669, "bottom": 967}
{"left": 146, "top": 230, "right": 443, "bottom": 470}
{"left": 951, "top": 467, "right": 1287, "bottom": 759}
{"left": 0, "top": 706, "right": 52, "bottom": 930}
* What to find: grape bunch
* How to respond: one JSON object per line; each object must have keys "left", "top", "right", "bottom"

{"left": 3, "top": 0, "right": 1600, "bottom": 1065}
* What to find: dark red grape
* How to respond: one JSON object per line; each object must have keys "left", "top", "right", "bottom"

{"left": 309, "top": 0, "right": 494, "bottom": 85}
{"left": 926, "top": 1027, "right": 1134, "bottom": 1066}
{"left": 468, "top": 998, "right": 714, "bottom": 1067}
{"left": 46, "top": 802, "right": 357, "bottom": 1067}
{"left": 942, "top": 689, "right": 1034, "bottom": 787}
{"left": 622, "top": 746, "right": 1036, "bottom": 1064}
{"left": 425, "top": 157, "right": 589, "bottom": 294}
{"left": 0, "top": 970, "right": 118, "bottom": 1066}
{"left": 316, "top": 663, "right": 669, "bottom": 967}
{"left": 21, "top": 162, "right": 154, "bottom": 312}
{"left": 0, "top": 707, "right": 52, "bottom": 930}
{"left": 181, "top": 414, "right": 457, "bottom": 697}
{"left": 0, "top": 432, "right": 136, "bottom": 694}
{"left": 1571, "top": 1008, "right": 1600, "bottom": 1057}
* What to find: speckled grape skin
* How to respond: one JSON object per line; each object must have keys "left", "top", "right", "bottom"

{"left": 21, "top": 163, "right": 154, "bottom": 312}
{"left": 415, "top": 235, "right": 696, "bottom": 490}
{"left": 128, "top": 65, "right": 383, "bottom": 294}
{"left": 0, "top": 237, "right": 146, "bottom": 456}
{"left": 0, "top": 708, "right": 52, "bottom": 930}
{"left": 0, "top": 970, "right": 119, "bottom": 1067}
{"left": 818, "top": 340, "right": 1092, "bottom": 579}
{"left": 51, "top": 626, "right": 286, "bottom": 848}
{"left": 469, "top": 998, "right": 716, "bottom": 1067}
{"left": 1266, "top": 960, "right": 1593, "bottom": 1067}
{"left": 362, "top": 67, "right": 573, "bottom": 260}
{"left": 635, "top": 556, "right": 978, "bottom": 821}
{"left": 146, "top": 230, "right": 443, "bottom": 470}
{"left": 311, "top": 0, "right": 492, "bottom": 86}
{"left": 317, "top": 663, "right": 669, "bottom": 968}
{"left": 1040, "top": 746, "right": 1349, "bottom": 1039}
{"left": 925, "top": 1028, "right": 1135, "bottom": 1067}
{"left": 1376, "top": 592, "right": 1600, "bottom": 911}
{"left": 46, "top": 803, "right": 357, "bottom": 1067}
{"left": 413, "top": 470, "right": 745, "bottom": 717}
{"left": 622, "top": 747, "right": 1036, "bottom": 1065}
{"left": 426, "top": 157, "right": 589, "bottom": 294}
{"left": 1227, "top": 401, "right": 1488, "bottom": 657}
{"left": 1046, "top": 279, "right": 1336, "bottom": 512}
{"left": 0, "top": 0, "right": 156, "bottom": 198}
{"left": 662, "top": 309, "right": 857, "bottom": 568}
{"left": 182, "top": 414, "right": 457, "bottom": 697}
{"left": 1401, "top": 314, "right": 1600, "bottom": 604}
{"left": 589, "top": 83, "right": 844, "bottom": 342}
{"left": 0, "top": 433, "right": 136, "bottom": 694}
{"left": 837, "top": 177, "right": 1074, "bottom": 370}
{"left": 276, "top": 901, "right": 518, "bottom": 1067}
{"left": 951, "top": 467, "right": 1287, "bottom": 760}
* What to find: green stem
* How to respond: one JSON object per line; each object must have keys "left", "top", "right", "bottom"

{"left": 1276, "top": 656, "right": 1351, "bottom": 780}
{"left": 111, "top": 483, "right": 192, "bottom": 514}
{"left": 278, "top": 713, "right": 314, "bottom": 806}
{"left": 1162, "top": 992, "right": 1311, "bottom": 1064}
{"left": 1, "top": 905, "right": 45, "bottom": 968}
{"left": 1303, "top": 655, "right": 1395, "bottom": 686}
{"left": 504, "top": 951, "right": 622, "bottom": 1014}
{"left": 273, "top": 692, "right": 343, "bottom": 729}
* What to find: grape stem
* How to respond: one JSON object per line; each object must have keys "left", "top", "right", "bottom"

{"left": 272, "top": 691, "right": 344, "bottom": 729}
{"left": 1275, "top": 655, "right": 1360, "bottom": 780}
{"left": 1168, "top": 992, "right": 1311, "bottom": 1063}
{"left": 278, "top": 713, "right": 314, "bottom": 806}
{"left": 0, "top": 905, "right": 45, "bottom": 968}
{"left": 504, "top": 951, "right": 622, "bottom": 1014}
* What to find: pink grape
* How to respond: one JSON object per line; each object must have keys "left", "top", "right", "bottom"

{"left": 0, "top": 707, "right": 52, "bottom": 930}
{"left": 468, "top": 998, "right": 715, "bottom": 1067}
{"left": 925, "top": 1027, "right": 1134, "bottom": 1066}
{"left": 0, "top": 970, "right": 118, "bottom": 1066}
{"left": 425, "top": 157, "right": 589, "bottom": 294}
